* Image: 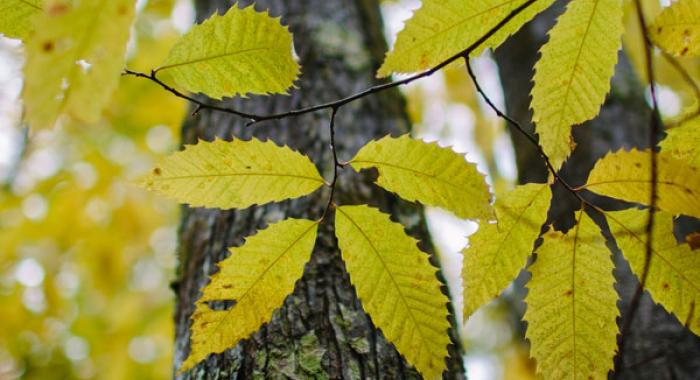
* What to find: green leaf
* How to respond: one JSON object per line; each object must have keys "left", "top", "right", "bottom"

{"left": 23, "top": 0, "right": 135, "bottom": 129}
{"left": 181, "top": 218, "right": 319, "bottom": 371}
{"left": 335, "top": 205, "right": 450, "bottom": 380}
{"left": 377, "top": 0, "right": 556, "bottom": 77}
{"left": 531, "top": 0, "right": 624, "bottom": 169}
{"left": 0, "top": 0, "right": 42, "bottom": 40}
{"left": 650, "top": 0, "right": 700, "bottom": 57}
{"left": 607, "top": 209, "right": 700, "bottom": 335}
{"left": 584, "top": 149, "right": 700, "bottom": 218}
{"left": 463, "top": 183, "right": 551, "bottom": 319}
{"left": 141, "top": 138, "right": 325, "bottom": 209}
{"left": 158, "top": 4, "right": 299, "bottom": 99}
{"left": 525, "top": 210, "right": 619, "bottom": 379}
{"left": 350, "top": 135, "right": 493, "bottom": 220}
{"left": 660, "top": 116, "right": 700, "bottom": 167}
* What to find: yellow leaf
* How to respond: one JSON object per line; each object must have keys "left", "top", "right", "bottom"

{"left": 584, "top": 149, "right": 700, "bottom": 218}
{"left": 525, "top": 210, "right": 619, "bottom": 380}
{"left": 377, "top": 0, "right": 556, "bottom": 77}
{"left": 23, "top": 0, "right": 135, "bottom": 129}
{"left": 463, "top": 183, "right": 551, "bottom": 319}
{"left": 350, "top": 135, "right": 493, "bottom": 220}
{"left": 531, "top": 0, "right": 624, "bottom": 169}
{"left": 607, "top": 209, "right": 700, "bottom": 335}
{"left": 660, "top": 116, "right": 700, "bottom": 167}
{"left": 0, "top": 0, "right": 42, "bottom": 40}
{"left": 335, "top": 205, "right": 450, "bottom": 380}
{"left": 181, "top": 218, "right": 319, "bottom": 371}
{"left": 650, "top": 0, "right": 700, "bottom": 57}
{"left": 158, "top": 4, "right": 299, "bottom": 99}
{"left": 141, "top": 138, "right": 325, "bottom": 209}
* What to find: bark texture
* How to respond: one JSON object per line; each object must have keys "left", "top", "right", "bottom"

{"left": 173, "top": 0, "right": 465, "bottom": 379}
{"left": 494, "top": 1, "right": 700, "bottom": 378}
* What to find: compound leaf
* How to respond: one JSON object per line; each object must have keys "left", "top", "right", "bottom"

{"left": 531, "top": 0, "right": 624, "bottom": 169}
{"left": 350, "top": 135, "right": 493, "bottom": 220}
{"left": 181, "top": 218, "right": 319, "bottom": 371}
{"left": 377, "top": 0, "right": 556, "bottom": 77}
{"left": 584, "top": 149, "right": 700, "bottom": 218}
{"left": 525, "top": 210, "right": 619, "bottom": 379}
{"left": 650, "top": 0, "right": 700, "bottom": 57}
{"left": 463, "top": 183, "right": 551, "bottom": 320}
{"left": 607, "top": 209, "right": 700, "bottom": 335}
{"left": 0, "top": 0, "right": 42, "bottom": 40}
{"left": 141, "top": 138, "right": 324, "bottom": 209}
{"left": 23, "top": 0, "right": 135, "bottom": 129}
{"left": 335, "top": 205, "right": 450, "bottom": 380}
{"left": 158, "top": 4, "right": 299, "bottom": 99}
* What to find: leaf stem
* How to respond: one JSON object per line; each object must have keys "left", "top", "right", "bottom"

{"left": 123, "top": 0, "right": 538, "bottom": 125}
{"left": 464, "top": 59, "right": 587, "bottom": 206}
{"left": 321, "top": 107, "right": 341, "bottom": 221}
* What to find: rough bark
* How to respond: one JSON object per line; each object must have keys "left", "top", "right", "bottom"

{"left": 494, "top": 1, "right": 700, "bottom": 378}
{"left": 172, "top": 0, "right": 465, "bottom": 379}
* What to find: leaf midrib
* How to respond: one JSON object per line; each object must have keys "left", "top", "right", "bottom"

{"left": 393, "top": 0, "right": 524, "bottom": 56}
{"left": 337, "top": 207, "right": 437, "bottom": 358}
{"left": 550, "top": 0, "right": 603, "bottom": 133}
{"left": 485, "top": 185, "right": 548, "bottom": 278}
{"left": 570, "top": 210, "right": 585, "bottom": 375}
{"left": 203, "top": 221, "right": 319, "bottom": 342}
{"left": 606, "top": 212, "right": 700, "bottom": 293}
{"left": 584, "top": 179, "right": 696, "bottom": 195}
{"left": 152, "top": 172, "right": 325, "bottom": 184}
{"left": 158, "top": 47, "right": 282, "bottom": 72}
{"left": 18, "top": 0, "right": 41, "bottom": 10}
{"left": 352, "top": 159, "right": 464, "bottom": 191}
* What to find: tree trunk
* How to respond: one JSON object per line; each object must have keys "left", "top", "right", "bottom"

{"left": 494, "top": 1, "right": 700, "bottom": 378}
{"left": 172, "top": 0, "right": 465, "bottom": 379}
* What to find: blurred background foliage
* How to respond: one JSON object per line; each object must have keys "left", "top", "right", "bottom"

{"left": 0, "top": 1, "right": 187, "bottom": 378}
{"left": 0, "top": 0, "right": 696, "bottom": 379}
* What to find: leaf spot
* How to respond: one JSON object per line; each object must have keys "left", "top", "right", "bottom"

{"left": 42, "top": 41, "right": 55, "bottom": 53}
{"left": 686, "top": 232, "right": 700, "bottom": 250}
{"left": 48, "top": 3, "right": 70, "bottom": 16}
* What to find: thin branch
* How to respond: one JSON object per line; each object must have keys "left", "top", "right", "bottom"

{"left": 124, "top": 0, "right": 538, "bottom": 125}
{"left": 615, "top": 1, "right": 664, "bottom": 375}
{"left": 321, "top": 107, "right": 341, "bottom": 221}
{"left": 464, "top": 59, "right": 587, "bottom": 205}
{"left": 121, "top": 69, "right": 260, "bottom": 121}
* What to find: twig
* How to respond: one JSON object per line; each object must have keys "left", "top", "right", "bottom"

{"left": 123, "top": 0, "right": 538, "bottom": 125}
{"left": 121, "top": 69, "right": 260, "bottom": 121}
{"left": 320, "top": 107, "right": 342, "bottom": 221}
{"left": 614, "top": 1, "right": 664, "bottom": 375}
{"left": 464, "top": 59, "right": 587, "bottom": 206}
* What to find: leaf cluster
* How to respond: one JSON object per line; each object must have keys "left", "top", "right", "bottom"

{"left": 4, "top": 0, "right": 700, "bottom": 379}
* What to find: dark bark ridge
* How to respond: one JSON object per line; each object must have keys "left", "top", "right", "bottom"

{"left": 173, "top": 0, "right": 465, "bottom": 379}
